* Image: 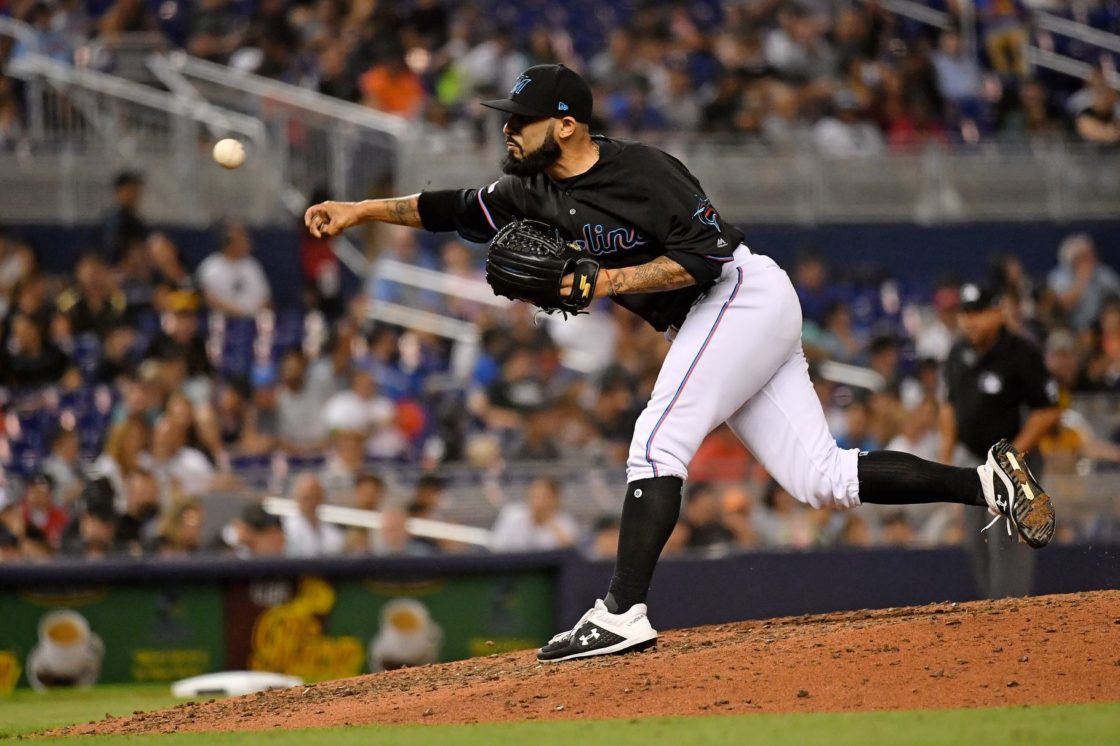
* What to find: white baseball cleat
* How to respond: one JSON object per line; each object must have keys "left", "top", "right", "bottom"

{"left": 537, "top": 599, "right": 657, "bottom": 662}
{"left": 977, "top": 439, "right": 1056, "bottom": 549}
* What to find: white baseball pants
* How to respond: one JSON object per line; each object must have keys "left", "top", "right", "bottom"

{"left": 626, "top": 246, "right": 862, "bottom": 510}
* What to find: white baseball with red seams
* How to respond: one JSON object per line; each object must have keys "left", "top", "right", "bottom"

{"left": 625, "top": 244, "right": 862, "bottom": 510}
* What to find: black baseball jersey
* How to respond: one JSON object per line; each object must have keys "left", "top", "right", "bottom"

{"left": 419, "top": 136, "right": 745, "bottom": 331}
{"left": 943, "top": 328, "right": 1059, "bottom": 461}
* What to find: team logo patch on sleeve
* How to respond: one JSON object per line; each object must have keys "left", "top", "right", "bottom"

{"left": 692, "top": 195, "right": 722, "bottom": 232}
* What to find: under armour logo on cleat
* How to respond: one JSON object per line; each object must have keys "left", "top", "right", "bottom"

{"left": 579, "top": 628, "right": 601, "bottom": 646}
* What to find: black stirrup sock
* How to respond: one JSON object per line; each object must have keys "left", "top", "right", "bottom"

{"left": 858, "top": 451, "right": 984, "bottom": 506}
{"left": 603, "top": 476, "right": 683, "bottom": 614}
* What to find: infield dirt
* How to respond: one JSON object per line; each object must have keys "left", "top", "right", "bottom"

{"left": 54, "top": 590, "right": 1120, "bottom": 736}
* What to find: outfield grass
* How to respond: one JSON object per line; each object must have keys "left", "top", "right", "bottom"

{"left": 1, "top": 685, "right": 1116, "bottom": 745}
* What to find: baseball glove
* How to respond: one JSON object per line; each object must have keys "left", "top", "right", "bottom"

{"left": 486, "top": 220, "right": 601, "bottom": 315}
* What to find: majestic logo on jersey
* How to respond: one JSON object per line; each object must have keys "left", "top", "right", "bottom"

{"left": 573, "top": 223, "right": 649, "bottom": 256}
{"left": 692, "top": 194, "right": 722, "bottom": 232}
{"left": 511, "top": 75, "right": 532, "bottom": 94}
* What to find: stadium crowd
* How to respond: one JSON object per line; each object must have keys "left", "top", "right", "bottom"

{"left": 1, "top": 1, "right": 1119, "bottom": 563}
{"left": 2, "top": 165, "right": 1120, "bottom": 564}
{"left": 0, "top": 0, "right": 1119, "bottom": 152}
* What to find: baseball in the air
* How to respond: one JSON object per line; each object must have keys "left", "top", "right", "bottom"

{"left": 212, "top": 138, "right": 246, "bottom": 169}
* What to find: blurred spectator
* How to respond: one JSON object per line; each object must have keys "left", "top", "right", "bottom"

{"left": 235, "top": 502, "right": 287, "bottom": 557}
{"left": 0, "top": 75, "right": 26, "bottom": 152}
{"left": 56, "top": 253, "right": 127, "bottom": 340}
{"left": 886, "top": 398, "right": 940, "bottom": 462}
{"left": 282, "top": 472, "right": 344, "bottom": 557}
{"left": 506, "top": 404, "right": 563, "bottom": 461}
{"left": 867, "top": 335, "right": 902, "bottom": 390}
{"left": 342, "top": 471, "right": 386, "bottom": 554}
{"left": 587, "top": 514, "right": 621, "bottom": 559}
{"left": 320, "top": 430, "right": 366, "bottom": 501}
{"left": 40, "top": 428, "right": 84, "bottom": 507}
{"left": 92, "top": 417, "right": 150, "bottom": 503}
{"left": 1, "top": 311, "right": 70, "bottom": 388}
{"left": 931, "top": 30, "right": 983, "bottom": 118}
{"left": 5, "top": 271, "right": 51, "bottom": 341}
{"left": 373, "top": 505, "right": 432, "bottom": 556}
{"left": 142, "top": 418, "right": 216, "bottom": 500}
{"left": 813, "top": 89, "right": 885, "bottom": 157}
{"left": 792, "top": 250, "right": 837, "bottom": 326}
{"left": 197, "top": 219, "right": 271, "bottom": 317}
{"left": 916, "top": 285, "right": 960, "bottom": 362}
{"left": 144, "top": 290, "right": 212, "bottom": 379}
{"left": 150, "top": 497, "right": 205, "bottom": 557}
{"left": 754, "top": 479, "right": 817, "bottom": 548}
{"left": 881, "top": 510, "right": 917, "bottom": 546}
{"left": 214, "top": 377, "right": 273, "bottom": 456}
{"left": 0, "top": 229, "right": 35, "bottom": 315}
{"left": 100, "top": 171, "right": 148, "bottom": 265}
{"left": 277, "top": 349, "right": 333, "bottom": 452}
{"left": 64, "top": 495, "right": 118, "bottom": 559}
{"left": 407, "top": 473, "right": 447, "bottom": 521}
{"left": 977, "top": 0, "right": 1029, "bottom": 79}
{"left": 20, "top": 471, "right": 67, "bottom": 549}
{"left": 836, "top": 398, "right": 879, "bottom": 451}
{"left": 1074, "top": 77, "right": 1120, "bottom": 146}
{"left": 188, "top": 0, "right": 246, "bottom": 62}
{"left": 148, "top": 233, "right": 195, "bottom": 300}
{"left": 321, "top": 367, "right": 403, "bottom": 458}
{"left": 490, "top": 476, "right": 579, "bottom": 552}
{"left": 1047, "top": 233, "right": 1120, "bottom": 330}
{"left": 359, "top": 54, "right": 426, "bottom": 118}
{"left": 680, "top": 482, "right": 736, "bottom": 554}
{"left": 114, "top": 469, "right": 160, "bottom": 555}
{"left": 93, "top": 322, "right": 138, "bottom": 386}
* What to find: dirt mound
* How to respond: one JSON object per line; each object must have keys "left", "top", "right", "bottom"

{"left": 55, "top": 590, "right": 1120, "bottom": 736}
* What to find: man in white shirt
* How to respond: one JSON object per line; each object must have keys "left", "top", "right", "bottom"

{"left": 321, "top": 368, "right": 405, "bottom": 458}
{"left": 490, "top": 477, "right": 580, "bottom": 553}
{"left": 142, "top": 418, "right": 215, "bottom": 500}
{"left": 282, "top": 472, "right": 344, "bottom": 558}
{"left": 196, "top": 219, "right": 272, "bottom": 317}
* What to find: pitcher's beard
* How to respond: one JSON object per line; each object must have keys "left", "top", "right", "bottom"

{"left": 501, "top": 137, "right": 562, "bottom": 177}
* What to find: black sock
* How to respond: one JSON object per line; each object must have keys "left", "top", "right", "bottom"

{"left": 603, "top": 476, "right": 682, "bottom": 613}
{"left": 858, "top": 451, "right": 984, "bottom": 506}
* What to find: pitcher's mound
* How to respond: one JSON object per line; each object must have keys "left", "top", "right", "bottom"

{"left": 55, "top": 590, "right": 1120, "bottom": 736}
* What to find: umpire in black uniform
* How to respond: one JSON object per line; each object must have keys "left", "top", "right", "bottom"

{"left": 940, "top": 282, "right": 1061, "bottom": 598}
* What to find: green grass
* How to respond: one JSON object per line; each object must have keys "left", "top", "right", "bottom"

{"left": 0, "top": 684, "right": 189, "bottom": 738}
{"left": 0, "top": 685, "right": 1116, "bottom": 745}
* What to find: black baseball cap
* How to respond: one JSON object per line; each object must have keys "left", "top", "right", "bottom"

{"left": 959, "top": 282, "right": 1002, "bottom": 312}
{"left": 481, "top": 64, "right": 593, "bottom": 123}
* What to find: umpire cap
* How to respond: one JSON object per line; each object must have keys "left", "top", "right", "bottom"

{"left": 482, "top": 64, "right": 593, "bottom": 123}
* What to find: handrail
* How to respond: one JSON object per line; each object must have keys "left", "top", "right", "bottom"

{"left": 375, "top": 259, "right": 506, "bottom": 307}
{"left": 367, "top": 299, "right": 479, "bottom": 342}
{"left": 856, "top": 0, "right": 953, "bottom": 29}
{"left": 1035, "top": 11, "right": 1120, "bottom": 55}
{"left": 6, "top": 52, "right": 269, "bottom": 145}
{"left": 151, "top": 51, "right": 411, "bottom": 139}
{"left": 0, "top": 15, "right": 37, "bottom": 46}
{"left": 262, "top": 497, "right": 492, "bottom": 546}
{"left": 1027, "top": 46, "right": 1120, "bottom": 90}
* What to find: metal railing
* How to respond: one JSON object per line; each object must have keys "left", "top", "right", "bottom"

{"left": 1, "top": 41, "right": 281, "bottom": 225}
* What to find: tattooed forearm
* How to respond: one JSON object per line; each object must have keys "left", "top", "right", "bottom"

{"left": 360, "top": 194, "right": 423, "bottom": 228}
{"left": 613, "top": 256, "right": 696, "bottom": 294}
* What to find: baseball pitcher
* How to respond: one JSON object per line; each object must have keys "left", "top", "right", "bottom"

{"left": 305, "top": 64, "right": 1056, "bottom": 662}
